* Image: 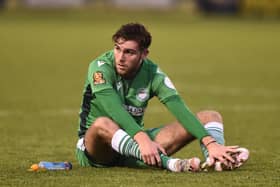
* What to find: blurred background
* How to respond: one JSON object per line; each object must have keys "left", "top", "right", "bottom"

{"left": 0, "top": 0, "right": 280, "bottom": 17}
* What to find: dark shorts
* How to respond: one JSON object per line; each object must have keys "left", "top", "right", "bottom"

{"left": 75, "top": 127, "right": 163, "bottom": 167}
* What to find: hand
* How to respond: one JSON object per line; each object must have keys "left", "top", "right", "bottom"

{"left": 202, "top": 136, "right": 239, "bottom": 166}
{"left": 134, "top": 131, "right": 166, "bottom": 167}
{"left": 207, "top": 143, "right": 239, "bottom": 166}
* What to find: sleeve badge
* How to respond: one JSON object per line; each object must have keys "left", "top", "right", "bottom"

{"left": 93, "top": 71, "right": 106, "bottom": 85}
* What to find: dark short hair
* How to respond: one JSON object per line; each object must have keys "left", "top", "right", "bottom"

{"left": 112, "top": 23, "right": 152, "bottom": 50}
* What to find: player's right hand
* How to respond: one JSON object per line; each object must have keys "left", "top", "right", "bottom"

{"left": 134, "top": 131, "right": 166, "bottom": 167}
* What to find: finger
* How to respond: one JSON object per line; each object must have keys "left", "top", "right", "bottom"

{"left": 217, "top": 156, "right": 225, "bottom": 164}
{"left": 227, "top": 149, "right": 239, "bottom": 154}
{"left": 157, "top": 145, "right": 167, "bottom": 155}
{"left": 226, "top": 145, "right": 239, "bottom": 153}
{"left": 222, "top": 159, "right": 230, "bottom": 167}
{"left": 143, "top": 155, "right": 149, "bottom": 164}
{"left": 225, "top": 147, "right": 240, "bottom": 155}
{"left": 227, "top": 145, "right": 239, "bottom": 149}
{"left": 155, "top": 153, "right": 162, "bottom": 167}
{"left": 223, "top": 153, "right": 235, "bottom": 163}
{"left": 208, "top": 156, "right": 215, "bottom": 166}
{"left": 150, "top": 155, "right": 156, "bottom": 166}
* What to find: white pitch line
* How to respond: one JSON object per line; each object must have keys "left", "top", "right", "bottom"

{"left": 214, "top": 104, "right": 280, "bottom": 112}
{"left": 39, "top": 109, "right": 79, "bottom": 116}
{"left": 146, "top": 104, "right": 280, "bottom": 113}
{"left": 176, "top": 84, "right": 280, "bottom": 97}
{"left": 0, "top": 109, "right": 78, "bottom": 117}
{"left": 0, "top": 104, "right": 279, "bottom": 118}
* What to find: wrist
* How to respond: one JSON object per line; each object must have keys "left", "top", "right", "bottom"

{"left": 201, "top": 136, "right": 216, "bottom": 147}
{"left": 134, "top": 131, "right": 150, "bottom": 144}
{"left": 205, "top": 140, "right": 217, "bottom": 147}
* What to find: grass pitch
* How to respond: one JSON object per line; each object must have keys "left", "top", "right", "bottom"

{"left": 0, "top": 9, "right": 279, "bottom": 187}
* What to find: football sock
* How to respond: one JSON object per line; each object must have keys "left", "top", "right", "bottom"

{"left": 111, "top": 129, "right": 141, "bottom": 160}
{"left": 111, "top": 129, "right": 178, "bottom": 171}
{"left": 200, "top": 122, "right": 225, "bottom": 159}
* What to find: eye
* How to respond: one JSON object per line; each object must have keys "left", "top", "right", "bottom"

{"left": 114, "top": 45, "right": 121, "bottom": 51}
{"left": 125, "top": 49, "right": 137, "bottom": 55}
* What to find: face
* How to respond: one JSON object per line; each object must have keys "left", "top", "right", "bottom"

{"left": 114, "top": 38, "right": 148, "bottom": 79}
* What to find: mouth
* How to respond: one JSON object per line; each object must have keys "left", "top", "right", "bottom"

{"left": 117, "top": 63, "right": 127, "bottom": 71}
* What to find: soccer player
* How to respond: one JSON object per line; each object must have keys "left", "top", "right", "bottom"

{"left": 75, "top": 23, "right": 249, "bottom": 172}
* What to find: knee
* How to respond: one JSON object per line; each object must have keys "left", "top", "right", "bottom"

{"left": 87, "top": 117, "right": 119, "bottom": 136}
{"left": 93, "top": 117, "right": 114, "bottom": 129}
{"left": 196, "top": 110, "right": 223, "bottom": 124}
{"left": 84, "top": 117, "right": 119, "bottom": 154}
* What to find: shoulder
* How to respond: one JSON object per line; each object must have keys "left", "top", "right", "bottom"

{"left": 87, "top": 50, "right": 116, "bottom": 82}
{"left": 142, "top": 58, "right": 160, "bottom": 75}
{"left": 143, "top": 58, "right": 169, "bottom": 80}
{"left": 87, "top": 51, "right": 116, "bottom": 87}
{"left": 88, "top": 50, "right": 114, "bottom": 70}
{"left": 144, "top": 59, "right": 177, "bottom": 92}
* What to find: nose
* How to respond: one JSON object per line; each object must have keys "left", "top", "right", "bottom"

{"left": 119, "top": 52, "right": 125, "bottom": 63}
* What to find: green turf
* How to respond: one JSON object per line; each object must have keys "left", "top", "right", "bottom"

{"left": 0, "top": 8, "right": 279, "bottom": 187}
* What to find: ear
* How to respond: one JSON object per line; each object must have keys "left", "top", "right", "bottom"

{"left": 141, "top": 49, "right": 149, "bottom": 59}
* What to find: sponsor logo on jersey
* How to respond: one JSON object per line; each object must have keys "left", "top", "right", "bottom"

{"left": 124, "top": 104, "right": 145, "bottom": 116}
{"left": 164, "top": 77, "right": 176, "bottom": 90}
{"left": 97, "top": 60, "right": 105, "bottom": 67}
{"left": 136, "top": 88, "right": 149, "bottom": 102}
{"left": 93, "top": 71, "right": 106, "bottom": 85}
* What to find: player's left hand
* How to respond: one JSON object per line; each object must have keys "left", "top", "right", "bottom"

{"left": 207, "top": 143, "right": 239, "bottom": 166}
{"left": 202, "top": 136, "right": 239, "bottom": 166}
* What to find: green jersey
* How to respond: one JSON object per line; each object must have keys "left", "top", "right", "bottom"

{"left": 78, "top": 50, "right": 208, "bottom": 140}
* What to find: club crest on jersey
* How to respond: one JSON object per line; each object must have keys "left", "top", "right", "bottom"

{"left": 164, "top": 77, "right": 176, "bottom": 90}
{"left": 93, "top": 71, "right": 106, "bottom": 85}
{"left": 136, "top": 88, "right": 149, "bottom": 102}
